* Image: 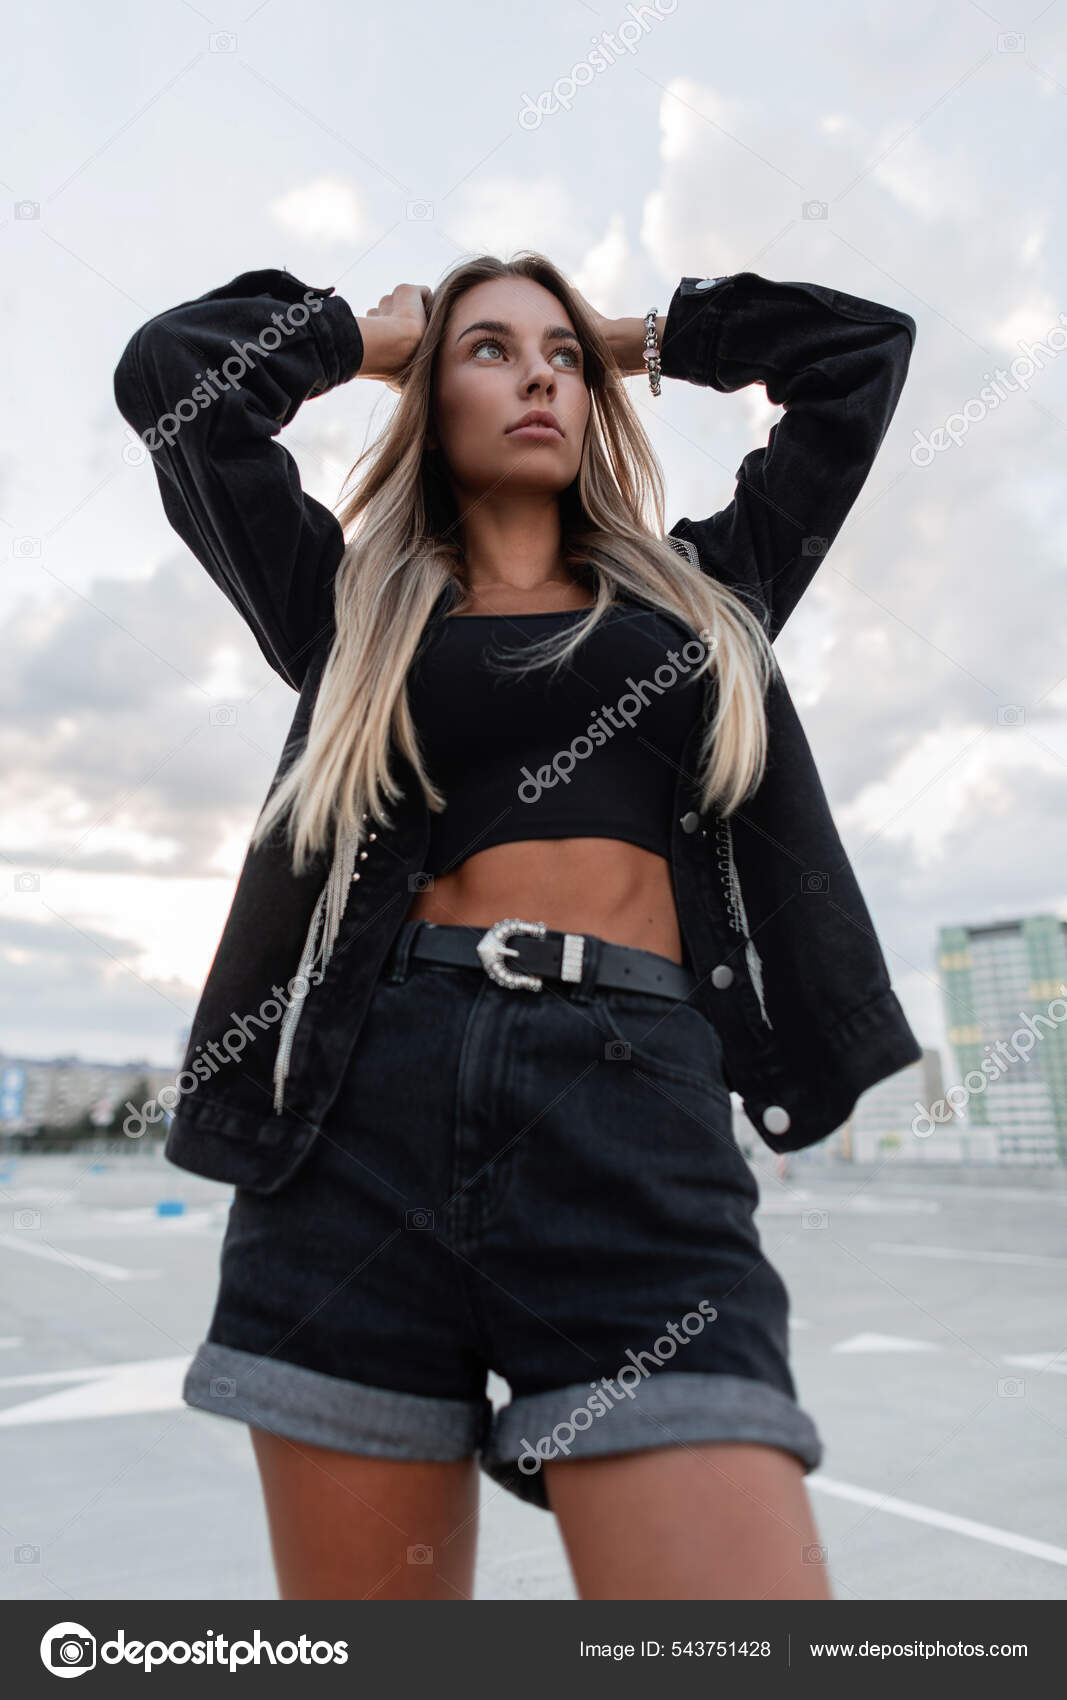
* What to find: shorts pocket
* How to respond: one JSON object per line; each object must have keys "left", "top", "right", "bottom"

{"left": 593, "top": 988, "right": 729, "bottom": 1097}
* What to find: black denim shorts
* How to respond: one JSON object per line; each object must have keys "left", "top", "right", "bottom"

{"left": 183, "top": 919, "right": 824, "bottom": 1512}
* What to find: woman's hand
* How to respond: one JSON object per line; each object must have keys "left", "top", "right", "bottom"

{"left": 568, "top": 285, "right": 666, "bottom": 380}
{"left": 356, "top": 284, "right": 433, "bottom": 391}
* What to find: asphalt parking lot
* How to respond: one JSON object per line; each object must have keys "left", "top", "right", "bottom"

{"left": 1, "top": 1149, "right": 1064, "bottom": 1601}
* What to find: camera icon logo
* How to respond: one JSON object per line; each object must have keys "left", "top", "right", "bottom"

{"left": 14, "top": 871, "right": 40, "bottom": 892}
{"left": 408, "top": 872, "right": 434, "bottom": 893}
{"left": 122, "top": 426, "right": 148, "bottom": 467}
{"left": 40, "top": 1621, "right": 96, "bottom": 1677}
{"left": 604, "top": 1040, "right": 631, "bottom": 1061}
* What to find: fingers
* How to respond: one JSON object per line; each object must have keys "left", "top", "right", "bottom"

{"left": 366, "top": 284, "right": 432, "bottom": 320}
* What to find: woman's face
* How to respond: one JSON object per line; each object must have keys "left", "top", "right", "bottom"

{"left": 431, "top": 275, "right": 591, "bottom": 499}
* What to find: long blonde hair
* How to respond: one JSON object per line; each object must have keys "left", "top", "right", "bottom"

{"left": 252, "top": 250, "right": 777, "bottom": 875}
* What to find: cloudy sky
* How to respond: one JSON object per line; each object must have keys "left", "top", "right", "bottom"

{"left": 2, "top": 0, "right": 1065, "bottom": 1081}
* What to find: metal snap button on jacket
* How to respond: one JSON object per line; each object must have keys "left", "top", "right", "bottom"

{"left": 711, "top": 964, "right": 734, "bottom": 989}
{"left": 680, "top": 810, "right": 701, "bottom": 833}
{"left": 762, "top": 1105, "right": 792, "bottom": 1135}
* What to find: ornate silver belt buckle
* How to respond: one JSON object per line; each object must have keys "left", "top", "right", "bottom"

{"left": 476, "top": 918, "right": 586, "bottom": 992}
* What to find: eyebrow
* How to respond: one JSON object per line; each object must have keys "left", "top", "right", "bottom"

{"left": 455, "top": 318, "right": 581, "bottom": 346}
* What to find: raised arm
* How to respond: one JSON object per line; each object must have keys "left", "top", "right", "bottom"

{"left": 113, "top": 269, "right": 424, "bottom": 691}
{"left": 656, "top": 272, "right": 917, "bottom": 642}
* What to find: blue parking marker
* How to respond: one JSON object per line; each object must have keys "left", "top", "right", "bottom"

{"left": 155, "top": 1200, "right": 186, "bottom": 1216}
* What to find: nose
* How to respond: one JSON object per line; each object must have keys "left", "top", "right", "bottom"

{"left": 521, "top": 351, "right": 557, "bottom": 397}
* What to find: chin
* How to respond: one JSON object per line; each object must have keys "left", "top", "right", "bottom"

{"left": 490, "top": 457, "right": 578, "bottom": 494}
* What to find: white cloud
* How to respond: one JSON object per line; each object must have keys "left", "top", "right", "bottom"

{"left": 269, "top": 175, "right": 368, "bottom": 244}
{"left": 442, "top": 174, "right": 596, "bottom": 268}
{"left": 573, "top": 213, "right": 632, "bottom": 317}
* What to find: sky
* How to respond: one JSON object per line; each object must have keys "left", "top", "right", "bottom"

{"left": 2, "top": 0, "right": 1066, "bottom": 1081}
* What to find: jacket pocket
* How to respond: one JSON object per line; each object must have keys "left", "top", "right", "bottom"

{"left": 164, "top": 1099, "right": 321, "bottom": 1195}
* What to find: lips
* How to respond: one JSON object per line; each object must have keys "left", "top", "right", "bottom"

{"left": 506, "top": 411, "right": 564, "bottom": 437}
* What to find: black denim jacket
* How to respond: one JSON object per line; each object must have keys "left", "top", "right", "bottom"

{"left": 113, "top": 264, "right": 921, "bottom": 1192}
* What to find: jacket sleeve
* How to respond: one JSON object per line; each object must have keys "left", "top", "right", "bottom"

{"left": 660, "top": 272, "right": 916, "bottom": 642}
{"left": 113, "top": 268, "right": 365, "bottom": 691}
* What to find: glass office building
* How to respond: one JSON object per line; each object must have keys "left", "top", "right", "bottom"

{"left": 938, "top": 915, "right": 1067, "bottom": 1163}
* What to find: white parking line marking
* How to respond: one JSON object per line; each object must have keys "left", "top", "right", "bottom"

{"left": 870, "top": 1241, "right": 1067, "bottom": 1268}
{"left": 759, "top": 1197, "right": 940, "bottom": 1216}
{"left": 832, "top": 1332, "right": 942, "bottom": 1354}
{"left": 1002, "top": 1352, "right": 1067, "bottom": 1375}
{"left": 0, "top": 1232, "right": 160, "bottom": 1280}
{"left": 810, "top": 1477, "right": 1067, "bottom": 1568}
{"left": 0, "top": 1357, "right": 190, "bottom": 1425}
{"left": 0, "top": 1366, "right": 118, "bottom": 1389}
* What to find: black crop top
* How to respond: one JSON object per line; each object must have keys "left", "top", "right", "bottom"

{"left": 406, "top": 600, "right": 710, "bottom": 876}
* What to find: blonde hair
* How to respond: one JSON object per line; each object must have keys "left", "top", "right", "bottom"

{"left": 252, "top": 250, "right": 776, "bottom": 875}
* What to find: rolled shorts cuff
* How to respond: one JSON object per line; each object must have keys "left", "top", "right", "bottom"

{"left": 481, "top": 1371, "right": 825, "bottom": 1513}
{"left": 182, "top": 1340, "right": 494, "bottom": 1461}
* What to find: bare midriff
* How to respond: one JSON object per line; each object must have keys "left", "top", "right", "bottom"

{"left": 404, "top": 837, "right": 684, "bottom": 965}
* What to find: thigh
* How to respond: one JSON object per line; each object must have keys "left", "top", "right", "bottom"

{"left": 249, "top": 1426, "right": 480, "bottom": 1600}
{"left": 543, "top": 1441, "right": 832, "bottom": 1601}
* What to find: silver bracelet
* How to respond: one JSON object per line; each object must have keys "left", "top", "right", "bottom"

{"left": 643, "top": 308, "right": 662, "bottom": 396}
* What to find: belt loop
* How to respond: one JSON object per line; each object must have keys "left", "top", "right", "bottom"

{"left": 384, "top": 918, "right": 423, "bottom": 984}
{"left": 568, "top": 930, "right": 602, "bottom": 1004}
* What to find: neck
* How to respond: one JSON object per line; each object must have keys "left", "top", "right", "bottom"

{"left": 451, "top": 489, "right": 568, "bottom": 596}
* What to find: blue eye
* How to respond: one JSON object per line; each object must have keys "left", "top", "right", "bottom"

{"left": 471, "top": 337, "right": 581, "bottom": 368}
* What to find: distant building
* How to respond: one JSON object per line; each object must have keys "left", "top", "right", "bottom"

{"left": 837, "top": 1047, "right": 1005, "bottom": 1162}
{"left": 0, "top": 1054, "right": 179, "bottom": 1135}
{"left": 937, "top": 915, "right": 1067, "bottom": 1164}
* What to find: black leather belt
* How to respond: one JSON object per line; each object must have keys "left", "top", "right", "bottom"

{"left": 407, "top": 917, "right": 696, "bottom": 1001}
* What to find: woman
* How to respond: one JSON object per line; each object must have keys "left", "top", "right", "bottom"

{"left": 114, "top": 251, "right": 917, "bottom": 1601}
